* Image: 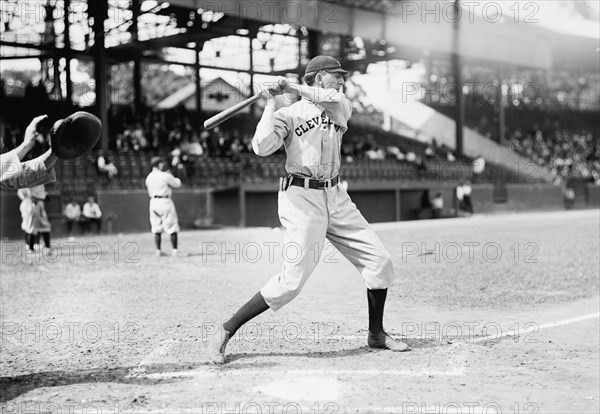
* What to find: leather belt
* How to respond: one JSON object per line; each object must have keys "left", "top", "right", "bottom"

{"left": 152, "top": 195, "right": 170, "bottom": 199}
{"left": 289, "top": 175, "right": 339, "bottom": 189}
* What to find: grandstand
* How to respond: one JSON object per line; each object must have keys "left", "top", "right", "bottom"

{"left": 1, "top": 0, "right": 599, "bottom": 239}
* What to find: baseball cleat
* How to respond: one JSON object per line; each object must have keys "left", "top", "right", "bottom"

{"left": 155, "top": 250, "right": 162, "bottom": 257}
{"left": 368, "top": 331, "right": 410, "bottom": 352}
{"left": 207, "top": 325, "right": 231, "bottom": 365}
{"left": 171, "top": 249, "right": 178, "bottom": 257}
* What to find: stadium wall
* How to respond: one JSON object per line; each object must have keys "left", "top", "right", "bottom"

{"left": 1, "top": 183, "right": 594, "bottom": 239}
{"left": 95, "top": 189, "right": 212, "bottom": 234}
{"left": 503, "top": 184, "right": 564, "bottom": 211}
{"left": 0, "top": 189, "right": 211, "bottom": 240}
{"left": 586, "top": 184, "right": 600, "bottom": 208}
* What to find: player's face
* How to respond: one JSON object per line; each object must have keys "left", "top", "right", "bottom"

{"left": 317, "top": 71, "right": 345, "bottom": 91}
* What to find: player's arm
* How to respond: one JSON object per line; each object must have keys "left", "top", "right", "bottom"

{"left": 283, "top": 79, "right": 352, "bottom": 129}
{"left": 167, "top": 173, "right": 182, "bottom": 189}
{"left": 251, "top": 95, "right": 291, "bottom": 157}
{"left": 0, "top": 150, "right": 57, "bottom": 190}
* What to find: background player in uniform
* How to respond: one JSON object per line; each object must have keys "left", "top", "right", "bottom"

{"left": 145, "top": 157, "right": 182, "bottom": 257}
{"left": 207, "top": 55, "right": 408, "bottom": 364}
{"left": 30, "top": 184, "right": 52, "bottom": 252}
{"left": 17, "top": 188, "right": 36, "bottom": 252}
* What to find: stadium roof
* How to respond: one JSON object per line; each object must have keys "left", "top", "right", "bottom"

{"left": 162, "top": 0, "right": 552, "bottom": 70}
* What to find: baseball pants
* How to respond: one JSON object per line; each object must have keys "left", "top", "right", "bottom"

{"left": 261, "top": 184, "right": 395, "bottom": 311}
{"left": 33, "top": 200, "right": 51, "bottom": 233}
{"left": 149, "top": 198, "right": 180, "bottom": 234}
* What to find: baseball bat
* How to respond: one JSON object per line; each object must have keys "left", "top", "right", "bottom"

{"left": 203, "top": 94, "right": 261, "bottom": 129}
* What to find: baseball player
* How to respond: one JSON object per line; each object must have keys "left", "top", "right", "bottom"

{"left": 1, "top": 115, "right": 58, "bottom": 190}
{"left": 17, "top": 188, "right": 36, "bottom": 252}
{"left": 207, "top": 55, "right": 408, "bottom": 364}
{"left": 145, "top": 157, "right": 181, "bottom": 257}
{"left": 30, "top": 184, "right": 52, "bottom": 252}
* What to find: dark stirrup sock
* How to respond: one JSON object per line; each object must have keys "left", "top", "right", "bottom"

{"left": 223, "top": 291, "right": 270, "bottom": 336}
{"left": 26, "top": 233, "right": 36, "bottom": 251}
{"left": 170, "top": 232, "right": 178, "bottom": 249}
{"left": 41, "top": 232, "right": 50, "bottom": 248}
{"left": 367, "top": 288, "right": 388, "bottom": 334}
{"left": 154, "top": 233, "right": 162, "bottom": 250}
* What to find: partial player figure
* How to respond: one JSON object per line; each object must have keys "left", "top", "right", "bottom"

{"left": 30, "top": 184, "right": 52, "bottom": 253}
{"left": 145, "top": 157, "right": 182, "bottom": 257}
{"left": 1, "top": 112, "right": 101, "bottom": 190}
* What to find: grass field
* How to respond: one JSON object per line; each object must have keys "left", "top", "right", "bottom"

{"left": 1, "top": 209, "right": 599, "bottom": 413}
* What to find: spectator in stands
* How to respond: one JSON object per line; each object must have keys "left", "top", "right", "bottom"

{"left": 229, "top": 138, "right": 243, "bottom": 162}
{"left": 431, "top": 192, "right": 444, "bottom": 219}
{"left": 186, "top": 135, "right": 205, "bottom": 156}
{"left": 63, "top": 198, "right": 81, "bottom": 238}
{"left": 97, "top": 151, "right": 118, "bottom": 179}
{"left": 415, "top": 156, "right": 427, "bottom": 176}
{"left": 132, "top": 123, "right": 149, "bottom": 150}
{"left": 384, "top": 146, "right": 405, "bottom": 162}
{"left": 424, "top": 144, "right": 435, "bottom": 159}
{"left": 169, "top": 148, "right": 187, "bottom": 179}
{"left": 82, "top": 195, "right": 102, "bottom": 234}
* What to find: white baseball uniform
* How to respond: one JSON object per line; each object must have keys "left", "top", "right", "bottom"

{"left": 17, "top": 189, "right": 35, "bottom": 234}
{"left": 145, "top": 167, "right": 181, "bottom": 234}
{"left": 252, "top": 89, "right": 395, "bottom": 311}
{"left": 30, "top": 184, "right": 51, "bottom": 233}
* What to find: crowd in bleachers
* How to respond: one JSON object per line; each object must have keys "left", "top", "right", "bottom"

{"left": 107, "top": 105, "right": 461, "bottom": 175}
{"left": 507, "top": 128, "right": 600, "bottom": 184}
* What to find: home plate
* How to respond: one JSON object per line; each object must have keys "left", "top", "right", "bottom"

{"left": 253, "top": 377, "right": 340, "bottom": 401}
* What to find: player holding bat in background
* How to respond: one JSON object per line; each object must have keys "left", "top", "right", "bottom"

{"left": 207, "top": 55, "right": 409, "bottom": 364}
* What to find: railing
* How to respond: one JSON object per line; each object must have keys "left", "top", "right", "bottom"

{"left": 52, "top": 152, "right": 487, "bottom": 194}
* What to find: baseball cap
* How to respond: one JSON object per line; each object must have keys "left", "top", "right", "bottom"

{"left": 305, "top": 55, "right": 348, "bottom": 75}
{"left": 151, "top": 156, "right": 164, "bottom": 167}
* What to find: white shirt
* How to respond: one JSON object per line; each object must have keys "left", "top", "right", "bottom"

{"left": 473, "top": 157, "right": 485, "bottom": 174}
{"left": 64, "top": 203, "right": 81, "bottom": 220}
{"left": 83, "top": 202, "right": 102, "bottom": 218}
{"left": 145, "top": 167, "right": 182, "bottom": 198}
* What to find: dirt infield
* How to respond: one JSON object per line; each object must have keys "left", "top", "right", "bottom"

{"left": 1, "top": 210, "right": 598, "bottom": 413}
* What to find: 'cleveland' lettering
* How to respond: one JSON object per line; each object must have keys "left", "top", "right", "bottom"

{"left": 295, "top": 114, "right": 340, "bottom": 136}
